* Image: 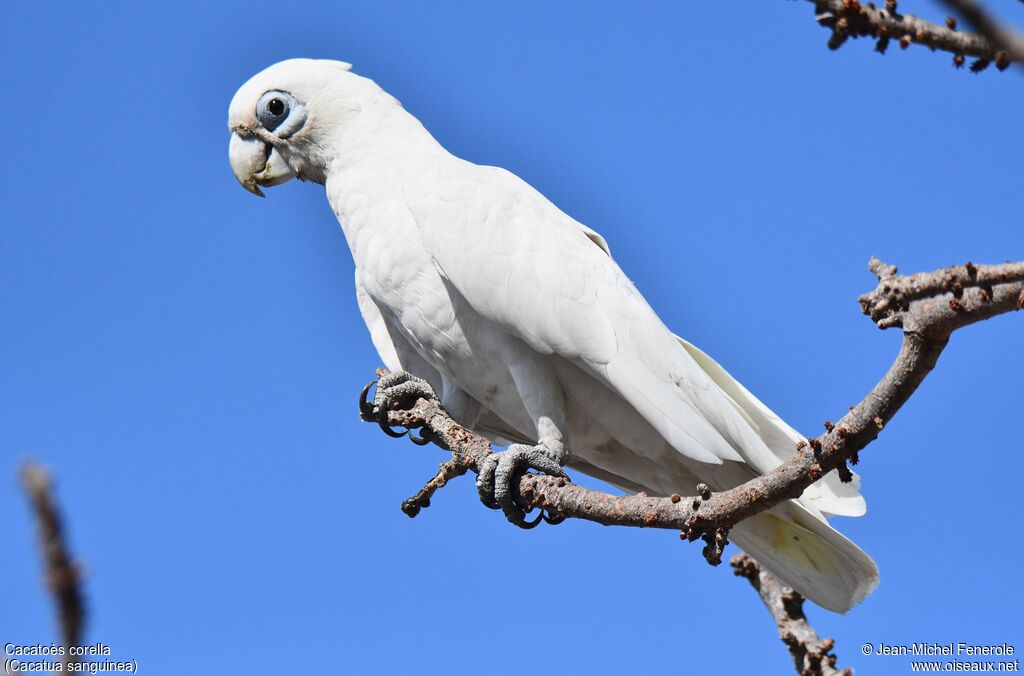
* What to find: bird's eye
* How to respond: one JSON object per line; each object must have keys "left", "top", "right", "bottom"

{"left": 256, "top": 91, "right": 294, "bottom": 133}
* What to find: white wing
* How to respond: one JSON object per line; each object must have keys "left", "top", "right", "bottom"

{"left": 405, "top": 162, "right": 782, "bottom": 470}
{"left": 399, "top": 159, "right": 876, "bottom": 612}
{"left": 356, "top": 272, "right": 532, "bottom": 447}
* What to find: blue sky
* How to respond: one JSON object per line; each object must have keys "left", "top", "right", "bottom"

{"left": 2, "top": 2, "right": 1021, "bottom": 674}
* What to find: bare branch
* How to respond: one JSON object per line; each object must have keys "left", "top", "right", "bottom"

{"left": 860, "top": 259, "right": 1024, "bottom": 324}
{"left": 807, "top": 0, "right": 1023, "bottom": 70}
{"left": 939, "top": 0, "right": 1024, "bottom": 64}
{"left": 732, "top": 554, "right": 849, "bottom": 676}
{"left": 367, "top": 258, "right": 1020, "bottom": 674}
{"left": 376, "top": 260, "right": 1022, "bottom": 551}
{"left": 21, "top": 463, "right": 85, "bottom": 670}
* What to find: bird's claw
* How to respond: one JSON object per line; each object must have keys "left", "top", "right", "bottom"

{"left": 360, "top": 371, "right": 439, "bottom": 443}
{"left": 476, "top": 444, "right": 569, "bottom": 528}
{"left": 408, "top": 428, "right": 432, "bottom": 445}
{"left": 359, "top": 381, "right": 377, "bottom": 421}
{"left": 379, "top": 417, "right": 409, "bottom": 438}
{"left": 517, "top": 508, "right": 566, "bottom": 530}
{"left": 541, "top": 510, "right": 566, "bottom": 525}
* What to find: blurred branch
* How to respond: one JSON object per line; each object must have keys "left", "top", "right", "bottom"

{"left": 938, "top": 0, "right": 1024, "bottom": 63}
{"left": 732, "top": 553, "right": 849, "bottom": 676}
{"left": 21, "top": 463, "right": 85, "bottom": 671}
{"left": 806, "top": 0, "right": 1024, "bottom": 71}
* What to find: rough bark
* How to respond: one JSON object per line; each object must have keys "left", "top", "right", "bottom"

{"left": 732, "top": 553, "right": 850, "bottom": 676}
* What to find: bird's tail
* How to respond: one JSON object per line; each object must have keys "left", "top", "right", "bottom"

{"left": 728, "top": 501, "right": 879, "bottom": 613}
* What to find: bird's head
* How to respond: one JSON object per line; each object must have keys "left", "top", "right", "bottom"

{"left": 228, "top": 58, "right": 367, "bottom": 197}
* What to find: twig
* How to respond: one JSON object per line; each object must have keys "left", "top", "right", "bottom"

{"left": 387, "top": 397, "right": 495, "bottom": 517}
{"left": 939, "top": 0, "right": 1024, "bottom": 64}
{"left": 859, "top": 259, "right": 1024, "bottom": 327}
{"left": 21, "top": 463, "right": 85, "bottom": 670}
{"left": 806, "top": 0, "right": 1023, "bottom": 70}
{"left": 732, "top": 553, "right": 849, "bottom": 676}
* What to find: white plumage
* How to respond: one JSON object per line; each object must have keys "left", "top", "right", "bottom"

{"left": 229, "top": 58, "right": 878, "bottom": 612}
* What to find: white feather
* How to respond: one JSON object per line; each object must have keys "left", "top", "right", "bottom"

{"left": 230, "top": 60, "right": 879, "bottom": 612}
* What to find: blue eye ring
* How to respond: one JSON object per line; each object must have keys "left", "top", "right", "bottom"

{"left": 256, "top": 90, "right": 306, "bottom": 137}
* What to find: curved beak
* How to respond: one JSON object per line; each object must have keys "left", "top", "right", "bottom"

{"left": 229, "top": 132, "right": 297, "bottom": 197}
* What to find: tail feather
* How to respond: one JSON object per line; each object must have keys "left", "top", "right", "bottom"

{"left": 675, "top": 335, "right": 866, "bottom": 518}
{"left": 729, "top": 503, "right": 879, "bottom": 613}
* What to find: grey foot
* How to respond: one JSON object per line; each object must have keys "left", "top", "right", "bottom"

{"left": 476, "top": 444, "right": 569, "bottom": 528}
{"left": 360, "top": 371, "right": 439, "bottom": 440}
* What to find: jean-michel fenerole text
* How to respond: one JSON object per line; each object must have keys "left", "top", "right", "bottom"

{"left": 874, "top": 642, "right": 1015, "bottom": 656}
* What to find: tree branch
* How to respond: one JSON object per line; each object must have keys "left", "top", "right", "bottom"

{"left": 375, "top": 259, "right": 1021, "bottom": 556}
{"left": 806, "top": 0, "right": 1024, "bottom": 71}
{"left": 938, "top": 0, "right": 1024, "bottom": 64}
{"left": 21, "top": 463, "right": 85, "bottom": 671}
{"left": 365, "top": 258, "right": 1021, "bottom": 674}
{"left": 732, "top": 553, "right": 849, "bottom": 676}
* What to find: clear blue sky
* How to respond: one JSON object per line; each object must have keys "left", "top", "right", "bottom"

{"left": 2, "top": 2, "right": 1021, "bottom": 674}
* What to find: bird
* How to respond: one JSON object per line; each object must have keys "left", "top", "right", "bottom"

{"left": 228, "top": 58, "right": 878, "bottom": 612}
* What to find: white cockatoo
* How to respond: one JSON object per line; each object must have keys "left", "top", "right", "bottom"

{"left": 228, "top": 59, "right": 878, "bottom": 612}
